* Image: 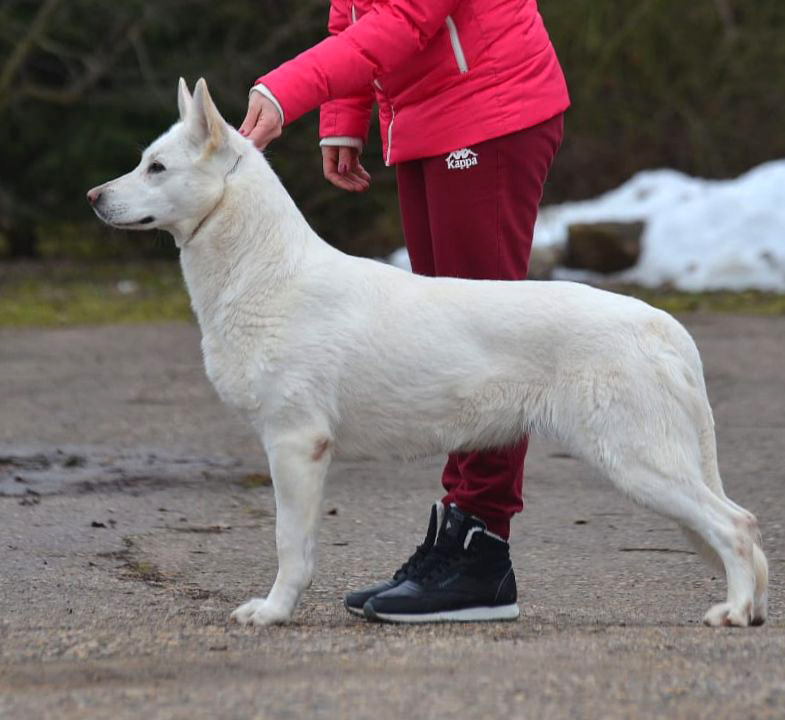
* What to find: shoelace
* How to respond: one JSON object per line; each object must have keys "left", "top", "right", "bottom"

{"left": 391, "top": 543, "right": 430, "bottom": 581}
{"left": 410, "top": 540, "right": 468, "bottom": 584}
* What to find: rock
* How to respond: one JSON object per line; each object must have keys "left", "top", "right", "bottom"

{"left": 564, "top": 221, "right": 644, "bottom": 274}
{"left": 527, "top": 244, "right": 565, "bottom": 280}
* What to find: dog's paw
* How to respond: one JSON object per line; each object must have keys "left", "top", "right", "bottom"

{"left": 703, "top": 601, "right": 751, "bottom": 627}
{"left": 751, "top": 587, "right": 768, "bottom": 626}
{"left": 230, "top": 597, "right": 291, "bottom": 626}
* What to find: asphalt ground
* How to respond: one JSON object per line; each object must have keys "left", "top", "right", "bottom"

{"left": 0, "top": 316, "right": 783, "bottom": 719}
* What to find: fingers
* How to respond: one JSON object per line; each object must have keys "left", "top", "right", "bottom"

{"left": 324, "top": 167, "right": 363, "bottom": 192}
{"left": 337, "top": 146, "right": 354, "bottom": 175}
{"left": 354, "top": 163, "right": 371, "bottom": 184}
{"left": 340, "top": 146, "right": 371, "bottom": 185}
{"left": 325, "top": 165, "right": 370, "bottom": 192}
{"left": 345, "top": 165, "right": 370, "bottom": 191}
{"left": 239, "top": 93, "right": 263, "bottom": 137}
{"left": 247, "top": 116, "right": 281, "bottom": 149}
{"left": 322, "top": 146, "right": 370, "bottom": 192}
{"left": 239, "top": 93, "right": 283, "bottom": 149}
{"left": 322, "top": 146, "right": 340, "bottom": 178}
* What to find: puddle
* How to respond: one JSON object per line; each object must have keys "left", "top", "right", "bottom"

{"left": 0, "top": 446, "right": 258, "bottom": 498}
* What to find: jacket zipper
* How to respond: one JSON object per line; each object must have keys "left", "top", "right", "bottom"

{"left": 385, "top": 107, "right": 395, "bottom": 165}
{"left": 352, "top": 10, "right": 466, "bottom": 164}
{"left": 445, "top": 15, "right": 469, "bottom": 74}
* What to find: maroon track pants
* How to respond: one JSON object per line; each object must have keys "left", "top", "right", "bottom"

{"left": 395, "top": 114, "right": 564, "bottom": 539}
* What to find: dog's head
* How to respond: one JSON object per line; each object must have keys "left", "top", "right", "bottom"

{"left": 87, "top": 78, "right": 242, "bottom": 245}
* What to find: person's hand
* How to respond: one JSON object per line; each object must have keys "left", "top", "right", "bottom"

{"left": 322, "top": 145, "right": 371, "bottom": 192}
{"left": 239, "top": 91, "right": 282, "bottom": 149}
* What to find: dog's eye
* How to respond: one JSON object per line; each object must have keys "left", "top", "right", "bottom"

{"left": 148, "top": 161, "right": 166, "bottom": 174}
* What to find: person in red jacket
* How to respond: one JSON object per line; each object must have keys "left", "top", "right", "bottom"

{"left": 239, "top": 0, "right": 569, "bottom": 623}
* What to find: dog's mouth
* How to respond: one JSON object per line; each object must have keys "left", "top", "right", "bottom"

{"left": 115, "top": 216, "right": 156, "bottom": 227}
{"left": 93, "top": 207, "right": 156, "bottom": 229}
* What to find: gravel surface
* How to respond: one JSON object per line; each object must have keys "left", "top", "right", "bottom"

{"left": 0, "top": 317, "right": 783, "bottom": 719}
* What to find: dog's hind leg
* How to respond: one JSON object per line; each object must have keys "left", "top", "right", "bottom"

{"left": 231, "top": 426, "right": 332, "bottom": 626}
{"left": 692, "top": 402, "right": 768, "bottom": 625}
{"left": 603, "top": 456, "right": 760, "bottom": 626}
{"left": 559, "top": 344, "right": 767, "bottom": 627}
{"left": 575, "top": 423, "right": 763, "bottom": 627}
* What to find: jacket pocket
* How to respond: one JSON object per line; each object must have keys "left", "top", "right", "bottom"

{"left": 445, "top": 15, "right": 469, "bottom": 74}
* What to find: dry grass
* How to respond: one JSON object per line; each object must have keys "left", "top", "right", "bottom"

{"left": 0, "top": 262, "right": 783, "bottom": 328}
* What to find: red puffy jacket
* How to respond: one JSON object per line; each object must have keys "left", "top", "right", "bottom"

{"left": 255, "top": 0, "right": 569, "bottom": 165}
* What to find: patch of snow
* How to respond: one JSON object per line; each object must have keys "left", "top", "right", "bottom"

{"left": 535, "top": 161, "right": 785, "bottom": 291}
{"left": 387, "top": 246, "right": 412, "bottom": 271}
{"left": 385, "top": 161, "right": 785, "bottom": 291}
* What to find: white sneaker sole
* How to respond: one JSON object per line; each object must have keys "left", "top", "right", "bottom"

{"left": 365, "top": 603, "right": 520, "bottom": 623}
{"left": 345, "top": 603, "right": 365, "bottom": 617}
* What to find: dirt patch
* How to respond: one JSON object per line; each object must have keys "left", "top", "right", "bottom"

{"left": 0, "top": 448, "right": 256, "bottom": 498}
{"left": 1, "top": 319, "right": 783, "bottom": 719}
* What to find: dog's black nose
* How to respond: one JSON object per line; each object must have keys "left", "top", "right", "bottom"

{"left": 86, "top": 187, "right": 101, "bottom": 205}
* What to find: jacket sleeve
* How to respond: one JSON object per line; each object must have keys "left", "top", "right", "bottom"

{"left": 318, "top": 1, "right": 374, "bottom": 144}
{"left": 255, "top": 0, "right": 461, "bottom": 127}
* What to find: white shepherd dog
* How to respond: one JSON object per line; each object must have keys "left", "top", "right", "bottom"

{"left": 88, "top": 79, "right": 767, "bottom": 628}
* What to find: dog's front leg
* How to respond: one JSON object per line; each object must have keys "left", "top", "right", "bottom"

{"left": 231, "top": 430, "right": 331, "bottom": 626}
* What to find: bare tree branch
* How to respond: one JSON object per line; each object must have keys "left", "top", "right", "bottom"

{"left": 130, "top": 29, "right": 167, "bottom": 108}
{"left": 16, "top": 17, "right": 146, "bottom": 106}
{"left": 0, "top": 0, "right": 64, "bottom": 106}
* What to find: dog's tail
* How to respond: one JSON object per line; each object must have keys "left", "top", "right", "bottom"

{"left": 661, "top": 314, "right": 726, "bottom": 498}
{"left": 662, "top": 317, "right": 734, "bottom": 570}
{"left": 696, "top": 385, "right": 725, "bottom": 498}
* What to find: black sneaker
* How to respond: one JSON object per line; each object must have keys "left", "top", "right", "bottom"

{"left": 362, "top": 505, "right": 519, "bottom": 623}
{"left": 343, "top": 502, "right": 442, "bottom": 616}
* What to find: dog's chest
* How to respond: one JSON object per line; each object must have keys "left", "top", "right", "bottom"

{"left": 200, "top": 330, "right": 276, "bottom": 411}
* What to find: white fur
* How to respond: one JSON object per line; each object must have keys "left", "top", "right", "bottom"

{"left": 89, "top": 79, "right": 768, "bottom": 628}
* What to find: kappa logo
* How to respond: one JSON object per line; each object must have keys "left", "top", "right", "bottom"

{"left": 445, "top": 148, "right": 478, "bottom": 170}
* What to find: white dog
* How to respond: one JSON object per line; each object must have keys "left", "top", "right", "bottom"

{"left": 88, "top": 78, "right": 768, "bottom": 628}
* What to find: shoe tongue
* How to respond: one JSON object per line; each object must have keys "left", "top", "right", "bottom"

{"left": 423, "top": 502, "right": 440, "bottom": 548}
{"left": 438, "top": 505, "right": 485, "bottom": 546}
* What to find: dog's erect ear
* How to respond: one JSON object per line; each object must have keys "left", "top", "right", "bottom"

{"left": 177, "top": 77, "right": 192, "bottom": 121}
{"left": 186, "top": 77, "right": 229, "bottom": 154}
